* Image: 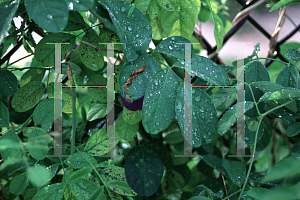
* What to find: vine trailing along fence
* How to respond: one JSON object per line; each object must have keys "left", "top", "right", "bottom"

{"left": 0, "top": 0, "right": 300, "bottom": 200}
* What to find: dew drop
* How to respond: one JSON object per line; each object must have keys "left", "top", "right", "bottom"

{"left": 121, "top": 7, "right": 126, "bottom": 12}
{"left": 127, "top": 26, "right": 132, "bottom": 31}
{"left": 47, "top": 14, "right": 53, "bottom": 19}
{"left": 168, "top": 46, "right": 173, "bottom": 50}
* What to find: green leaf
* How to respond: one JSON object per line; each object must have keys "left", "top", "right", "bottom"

{"left": 142, "top": 69, "right": 180, "bottom": 134}
{"left": 100, "top": 166, "right": 137, "bottom": 196}
{"left": 201, "top": 154, "right": 228, "bottom": 176}
{"left": 67, "top": 168, "right": 92, "bottom": 181}
{"left": 211, "top": 88, "right": 236, "bottom": 108}
{"left": 61, "top": 61, "right": 82, "bottom": 75}
{"left": 175, "top": 86, "right": 218, "bottom": 147}
{"left": 285, "top": 48, "right": 300, "bottom": 63}
{"left": 123, "top": 107, "right": 142, "bottom": 125}
{"left": 262, "top": 156, "right": 300, "bottom": 182}
{"left": 0, "top": 69, "right": 18, "bottom": 96}
{"left": 258, "top": 186, "right": 300, "bottom": 200}
{"left": 20, "top": 68, "right": 45, "bottom": 87}
{"left": 125, "top": 145, "right": 164, "bottom": 197}
{"left": 115, "top": 112, "right": 139, "bottom": 141}
{"left": 11, "top": 81, "right": 45, "bottom": 112}
{"left": 245, "top": 61, "right": 270, "bottom": 84}
{"left": 26, "top": 129, "right": 49, "bottom": 160}
{"left": 270, "top": 0, "right": 300, "bottom": 11}
{"left": 34, "top": 33, "right": 75, "bottom": 67}
{"left": 88, "top": 186, "right": 105, "bottom": 200}
{"left": 25, "top": 0, "right": 69, "bottom": 33}
{"left": 119, "top": 54, "right": 159, "bottom": 102}
{"left": 68, "top": 179, "right": 99, "bottom": 199}
{"left": 62, "top": 87, "right": 79, "bottom": 113}
{"left": 286, "top": 122, "right": 300, "bottom": 137}
{"left": 9, "top": 172, "right": 29, "bottom": 195}
{"left": 86, "top": 104, "right": 107, "bottom": 121}
{"left": 218, "top": 101, "right": 254, "bottom": 135}
{"left": 64, "top": 11, "right": 87, "bottom": 31}
{"left": 135, "top": 0, "right": 152, "bottom": 13}
{"left": 149, "top": 0, "right": 198, "bottom": 40}
{"left": 100, "top": 0, "right": 152, "bottom": 62}
{"left": 205, "top": 0, "right": 224, "bottom": 52}
{"left": 22, "top": 37, "right": 33, "bottom": 53}
{"left": 188, "top": 196, "right": 211, "bottom": 200}
{"left": 0, "top": 101, "right": 9, "bottom": 127}
{"left": 32, "top": 99, "right": 55, "bottom": 125}
{"left": 154, "top": 36, "right": 191, "bottom": 60}
{"left": 89, "top": 2, "right": 116, "bottom": 32}
{"left": 247, "top": 188, "right": 270, "bottom": 199}
{"left": 276, "top": 65, "right": 299, "bottom": 88}
{"left": 157, "top": 0, "right": 175, "bottom": 11}
{"left": 64, "top": 152, "right": 98, "bottom": 169}
{"left": 67, "top": 0, "right": 94, "bottom": 11}
{"left": 222, "top": 160, "right": 246, "bottom": 187}
{"left": 27, "top": 165, "right": 51, "bottom": 187}
{"left": 79, "top": 29, "right": 105, "bottom": 71}
{"left": 84, "top": 127, "right": 119, "bottom": 156}
{"left": 250, "top": 81, "right": 284, "bottom": 93}
{"left": 245, "top": 118, "right": 264, "bottom": 145}
{"left": 86, "top": 74, "right": 107, "bottom": 103}
{"left": 32, "top": 183, "right": 65, "bottom": 200}
{"left": 0, "top": 130, "right": 22, "bottom": 161}
{"left": 259, "top": 88, "right": 300, "bottom": 102}
{"left": 173, "top": 55, "right": 230, "bottom": 85}
{"left": 0, "top": 2, "right": 18, "bottom": 44}
{"left": 198, "top": 1, "right": 213, "bottom": 23}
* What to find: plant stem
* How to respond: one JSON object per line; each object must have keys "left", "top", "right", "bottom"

{"left": 245, "top": 83, "right": 261, "bottom": 115}
{"left": 71, "top": 87, "right": 77, "bottom": 155}
{"left": 238, "top": 100, "right": 293, "bottom": 200}
{"left": 257, "top": 57, "right": 289, "bottom": 65}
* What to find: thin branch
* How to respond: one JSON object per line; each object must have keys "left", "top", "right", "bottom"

{"left": 3, "top": 53, "right": 34, "bottom": 69}
{"left": 79, "top": 41, "right": 123, "bottom": 54}
{"left": 221, "top": 174, "right": 229, "bottom": 200}
{"left": 0, "top": 37, "right": 23, "bottom": 67}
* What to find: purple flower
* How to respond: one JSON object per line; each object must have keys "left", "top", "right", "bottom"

{"left": 120, "top": 93, "right": 144, "bottom": 111}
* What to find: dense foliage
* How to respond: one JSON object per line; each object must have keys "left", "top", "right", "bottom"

{"left": 0, "top": 0, "right": 300, "bottom": 200}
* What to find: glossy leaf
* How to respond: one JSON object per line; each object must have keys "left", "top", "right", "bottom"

{"left": 88, "top": 186, "right": 105, "bottom": 200}
{"left": 61, "top": 61, "right": 82, "bottom": 75}
{"left": 245, "top": 61, "right": 270, "bottom": 84}
{"left": 211, "top": 88, "right": 236, "bottom": 108}
{"left": 87, "top": 74, "right": 107, "bottom": 103}
{"left": 64, "top": 11, "right": 87, "bottom": 31}
{"left": 68, "top": 179, "right": 99, "bottom": 199}
{"left": 67, "top": 168, "right": 92, "bottom": 181}
{"left": 173, "top": 55, "right": 230, "bottom": 85}
{"left": 255, "top": 186, "right": 300, "bottom": 200}
{"left": 11, "top": 81, "right": 45, "bottom": 112}
{"left": 20, "top": 68, "right": 45, "bottom": 87}
{"left": 67, "top": 0, "right": 94, "bottom": 11}
{"left": 286, "top": 122, "right": 300, "bottom": 137}
{"left": 119, "top": 54, "right": 159, "bottom": 102}
{"left": 149, "top": 0, "right": 198, "bottom": 40}
{"left": 0, "top": 130, "right": 22, "bottom": 161}
{"left": 123, "top": 107, "right": 142, "bottom": 125}
{"left": 0, "top": 101, "right": 9, "bottom": 127}
{"left": 84, "top": 127, "right": 119, "bottom": 156}
{"left": 0, "top": 2, "right": 18, "bottom": 44}
{"left": 154, "top": 36, "right": 192, "bottom": 60}
{"left": 35, "top": 33, "right": 75, "bottom": 67}
{"left": 250, "top": 81, "right": 284, "bottom": 93}
{"left": 64, "top": 152, "right": 98, "bottom": 169}
{"left": 89, "top": 2, "right": 116, "bottom": 32}
{"left": 270, "top": 0, "right": 300, "bottom": 11}
{"left": 115, "top": 112, "right": 139, "bottom": 141}
{"left": 247, "top": 188, "right": 270, "bottom": 199}
{"left": 100, "top": 0, "right": 152, "bottom": 62}
{"left": 79, "top": 29, "right": 105, "bottom": 71}
{"left": 0, "top": 69, "right": 18, "bottom": 96}
{"left": 100, "top": 166, "right": 137, "bottom": 196}
{"left": 86, "top": 104, "right": 107, "bottom": 121}
{"left": 25, "top": 0, "right": 68, "bottom": 33}
{"left": 32, "top": 183, "right": 65, "bottom": 200}
{"left": 27, "top": 165, "right": 51, "bottom": 187}
{"left": 222, "top": 160, "right": 246, "bottom": 187}
{"left": 262, "top": 156, "right": 300, "bottom": 182}
{"left": 32, "top": 99, "right": 55, "bottom": 125}
{"left": 218, "top": 101, "right": 254, "bottom": 136}
{"left": 285, "top": 48, "right": 300, "bottom": 63}
{"left": 259, "top": 88, "right": 300, "bottom": 102}
{"left": 9, "top": 172, "right": 28, "bottom": 195}
{"left": 276, "top": 65, "right": 299, "bottom": 89}
{"left": 62, "top": 87, "right": 79, "bottom": 113}
{"left": 175, "top": 86, "right": 218, "bottom": 147}
{"left": 125, "top": 145, "right": 164, "bottom": 196}
{"left": 157, "top": 0, "right": 175, "bottom": 11}
{"left": 201, "top": 154, "right": 228, "bottom": 176}
{"left": 142, "top": 69, "right": 180, "bottom": 134}
{"left": 188, "top": 196, "right": 211, "bottom": 200}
